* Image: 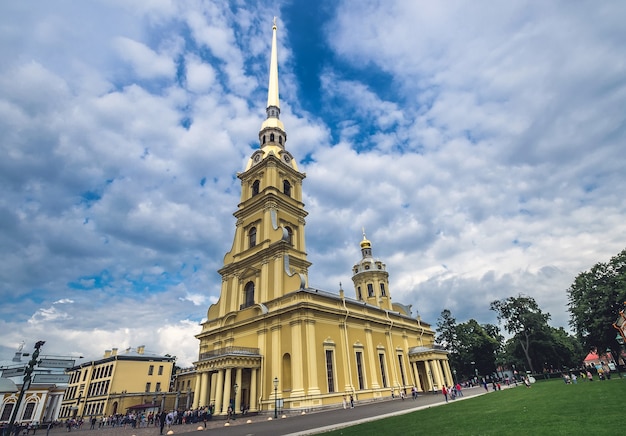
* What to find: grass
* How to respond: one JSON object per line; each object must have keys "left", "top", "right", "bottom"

{"left": 322, "top": 377, "right": 625, "bottom": 435}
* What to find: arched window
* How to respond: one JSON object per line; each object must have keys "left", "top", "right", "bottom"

{"left": 380, "top": 283, "right": 386, "bottom": 297}
{"left": 244, "top": 281, "right": 254, "bottom": 308}
{"left": 357, "top": 286, "right": 362, "bottom": 300}
{"left": 249, "top": 227, "right": 257, "bottom": 248}
{"left": 283, "top": 180, "right": 291, "bottom": 197}
{"left": 262, "top": 135, "right": 266, "bottom": 144}
{"left": 367, "top": 283, "right": 374, "bottom": 297}
{"left": 285, "top": 226, "right": 293, "bottom": 245}
{"left": 252, "top": 180, "right": 260, "bottom": 196}
{"left": 270, "top": 133, "right": 275, "bottom": 142}
{"left": 279, "top": 135, "right": 283, "bottom": 145}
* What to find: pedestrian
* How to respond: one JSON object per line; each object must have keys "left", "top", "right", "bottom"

{"left": 455, "top": 383, "right": 463, "bottom": 397}
{"left": 442, "top": 385, "right": 448, "bottom": 403}
{"left": 342, "top": 396, "right": 347, "bottom": 409}
{"left": 349, "top": 394, "right": 354, "bottom": 409}
{"left": 158, "top": 411, "right": 166, "bottom": 435}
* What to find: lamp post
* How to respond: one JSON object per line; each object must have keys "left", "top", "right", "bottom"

{"left": 273, "top": 377, "right": 279, "bottom": 419}
{"left": 453, "top": 369, "right": 457, "bottom": 385}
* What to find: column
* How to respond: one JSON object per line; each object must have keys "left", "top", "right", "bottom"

{"left": 249, "top": 369, "right": 258, "bottom": 412}
{"left": 192, "top": 372, "right": 202, "bottom": 409}
{"left": 338, "top": 322, "right": 353, "bottom": 392}
{"left": 200, "top": 372, "right": 209, "bottom": 407}
{"left": 305, "top": 319, "right": 320, "bottom": 395}
{"left": 271, "top": 325, "right": 281, "bottom": 391}
{"left": 442, "top": 360, "right": 453, "bottom": 386}
{"left": 431, "top": 359, "right": 445, "bottom": 388}
{"left": 234, "top": 368, "right": 243, "bottom": 414}
{"left": 221, "top": 368, "right": 232, "bottom": 415}
{"left": 365, "top": 327, "right": 380, "bottom": 389}
{"left": 290, "top": 320, "right": 305, "bottom": 396}
{"left": 426, "top": 360, "right": 435, "bottom": 391}
{"left": 214, "top": 369, "right": 224, "bottom": 415}
{"left": 210, "top": 372, "right": 217, "bottom": 406}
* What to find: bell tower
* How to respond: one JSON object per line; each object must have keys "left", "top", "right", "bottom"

{"left": 208, "top": 19, "right": 311, "bottom": 321}
{"left": 351, "top": 230, "right": 392, "bottom": 310}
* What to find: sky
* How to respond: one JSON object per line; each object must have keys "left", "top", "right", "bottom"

{"left": 1, "top": 0, "right": 625, "bottom": 368}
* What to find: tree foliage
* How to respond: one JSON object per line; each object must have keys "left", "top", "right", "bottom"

{"left": 436, "top": 310, "right": 502, "bottom": 378}
{"left": 490, "top": 294, "right": 551, "bottom": 374}
{"left": 567, "top": 248, "right": 626, "bottom": 358}
{"left": 455, "top": 319, "right": 500, "bottom": 377}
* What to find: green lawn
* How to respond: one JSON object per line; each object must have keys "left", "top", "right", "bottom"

{"left": 322, "top": 378, "right": 625, "bottom": 435}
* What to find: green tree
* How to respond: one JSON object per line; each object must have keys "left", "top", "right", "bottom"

{"left": 436, "top": 309, "right": 458, "bottom": 348}
{"left": 436, "top": 309, "right": 460, "bottom": 371}
{"left": 490, "top": 295, "right": 551, "bottom": 374}
{"left": 567, "top": 248, "right": 626, "bottom": 361}
{"left": 455, "top": 319, "right": 500, "bottom": 377}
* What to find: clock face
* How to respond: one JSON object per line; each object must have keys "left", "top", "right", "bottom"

{"left": 254, "top": 154, "right": 261, "bottom": 163}
{"left": 282, "top": 154, "right": 291, "bottom": 164}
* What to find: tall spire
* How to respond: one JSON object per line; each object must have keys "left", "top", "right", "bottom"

{"left": 267, "top": 17, "right": 280, "bottom": 110}
{"left": 259, "top": 18, "right": 286, "bottom": 147}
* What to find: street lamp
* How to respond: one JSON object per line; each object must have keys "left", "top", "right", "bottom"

{"left": 273, "top": 377, "right": 279, "bottom": 419}
{"left": 453, "top": 369, "right": 457, "bottom": 384}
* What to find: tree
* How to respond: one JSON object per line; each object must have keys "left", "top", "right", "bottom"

{"left": 567, "top": 248, "right": 626, "bottom": 360}
{"left": 436, "top": 309, "right": 458, "bottom": 348}
{"left": 490, "top": 295, "right": 551, "bottom": 374}
{"left": 455, "top": 319, "right": 500, "bottom": 377}
{"left": 436, "top": 309, "right": 460, "bottom": 371}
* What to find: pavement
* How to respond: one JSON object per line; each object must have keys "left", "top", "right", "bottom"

{"left": 41, "top": 385, "right": 502, "bottom": 436}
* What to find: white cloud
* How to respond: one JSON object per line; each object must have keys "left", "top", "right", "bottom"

{"left": 113, "top": 36, "right": 177, "bottom": 79}
{"left": 1, "top": 0, "right": 625, "bottom": 366}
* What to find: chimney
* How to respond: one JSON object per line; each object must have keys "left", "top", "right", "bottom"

{"left": 111, "top": 348, "right": 118, "bottom": 356}
{"left": 137, "top": 345, "right": 145, "bottom": 355}
{"left": 104, "top": 350, "right": 111, "bottom": 358}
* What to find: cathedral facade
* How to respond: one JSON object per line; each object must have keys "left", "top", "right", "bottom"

{"left": 193, "top": 21, "right": 451, "bottom": 415}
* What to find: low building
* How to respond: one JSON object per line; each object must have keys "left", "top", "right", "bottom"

{"left": 0, "top": 347, "right": 67, "bottom": 426}
{"left": 59, "top": 346, "right": 175, "bottom": 420}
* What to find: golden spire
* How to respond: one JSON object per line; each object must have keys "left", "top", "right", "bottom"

{"left": 259, "top": 18, "right": 285, "bottom": 141}
{"left": 267, "top": 17, "right": 280, "bottom": 109}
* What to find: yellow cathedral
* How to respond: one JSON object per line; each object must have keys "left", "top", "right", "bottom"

{"left": 192, "top": 21, "right": 451, "bottom": 415}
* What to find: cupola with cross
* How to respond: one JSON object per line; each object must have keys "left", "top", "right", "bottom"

{"left": 351, "top": 230, "right": 392, "bottom": 310}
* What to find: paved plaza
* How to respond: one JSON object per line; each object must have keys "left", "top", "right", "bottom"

{"left": 38, "top": 385, "right": 501, "bottom": 436}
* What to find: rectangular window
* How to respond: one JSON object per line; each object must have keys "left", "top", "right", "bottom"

{"left": 325, "top": 350, "right": 335, "bottom": 393}
{"left": 398, "top": 355, "right": 406, "bottom": 386}
{"left": 145, "top": 382, "right": 151, "bottom": 392}
{"left": 148, "top": 365, "right": 154, "bottom": 375}
{"left": 158, "top": 365, "right": 164, "bottom": 375}
{"left": 1, "top": 404, "right": 13, "bottom": 421}
{"left": 156, "top": 382, "right": 161, "bottom": 392}
{"left": 367, "top": 283, "right": 374, "bottom": 297}
{"left": 379, "top": 354, "right": 387, "bottom": 388}
{"left": 356, "top": 351, "right": 365, "bottom": 390}
{"left": 380, "top": 283, "right": 386, "bottom": 297}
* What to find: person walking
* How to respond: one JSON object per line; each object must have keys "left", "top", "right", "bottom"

{"left": 158, "top": 411, "right": 166, "bottom": 435}
{"left": 442, "top": 385, "right": 448, "bottom": 403}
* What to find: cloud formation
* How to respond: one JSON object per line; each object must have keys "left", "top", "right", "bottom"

{"left": 1, "top": 0, "right": 625, "bottom": 365}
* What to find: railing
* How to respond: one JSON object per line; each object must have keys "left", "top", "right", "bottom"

{"left": 199, "top": 346, "right": 260, "bottom": 360}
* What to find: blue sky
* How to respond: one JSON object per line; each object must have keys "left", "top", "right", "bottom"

{"left": 1, "top": 0, "right": 625, "bottom": 367}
